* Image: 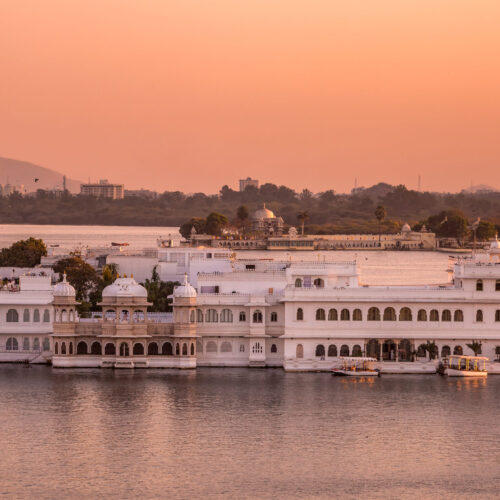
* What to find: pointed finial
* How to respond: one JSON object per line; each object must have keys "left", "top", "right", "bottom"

{"left": 62, "top": 272, "right": 67, "bottom": 282}
{"left": 183, "top": 273, "right": 188, "bottom": 285}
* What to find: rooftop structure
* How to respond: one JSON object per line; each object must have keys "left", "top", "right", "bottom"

{"left": 239, "top": 177, "right": 259, "bottom": 191}
{"left": 80, "top": 179, "right": 124, "bottom": 199}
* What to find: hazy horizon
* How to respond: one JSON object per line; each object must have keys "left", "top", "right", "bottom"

{"left": 1, "top": 1, "right": 499, "bottom": 193}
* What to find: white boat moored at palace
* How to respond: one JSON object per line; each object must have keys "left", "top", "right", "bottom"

{"left": 443, "top": 355, "right": 488, "bottom": 377}
{"left": 331, "top": 357, "right": 380, "bottom": 377}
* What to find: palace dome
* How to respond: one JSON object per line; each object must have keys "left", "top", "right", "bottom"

{"left": 253, "top": 203, "right": 275, "bottom": 220}
{"left": 53, "top": 274, "right": 76, "bottom": 297}
{"left": 174, "top": 274, "right": 197, "bottom": 298}
{"left": 102, "top": 277, "right": 148, "bottom": 298}
{"left": 401, "top": 223, "right": 411, "bottom": 233}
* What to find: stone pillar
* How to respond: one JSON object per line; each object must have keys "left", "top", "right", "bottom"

{"left": 395, "top": 340, "right": 400, "bottom": 362}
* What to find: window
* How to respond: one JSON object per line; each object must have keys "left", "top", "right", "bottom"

{"left": 239, "top": 344, "right": 245, "bottom": 352}
{"left": 316, "top": 308, "right": 326, "bottom": 320}
{"left": 23, "top": 338, "right": 30, "bottom": 351}
{"left": 399, "top": 307, "right": 412, "bottom": 321}
{"left": 61, "top": 342, "right": 67, "bottom": 355}
{"left": 221, "top": 341, "right": 232, "bottom": 353}
{"left": 42, "top": 338, "right": 50, "bottom": 351}
{"left": 253, "top": 310, "right": 263, "bottom": 323}
{"left": 33, "top": 338, "right": 40, "bottom": 351}
{"left": 430, "top": 309, "right": 439, "bottom": 321}
{"left": 33, "top": 309, "right": 40, "bottom": 322}
{"left": 496, "top": 280, "right": 500, "bottom": 291}
{"left": 368, "top": 307, "right": 380, "bottom": 321}
{"left": 417, "top": 309, "right": 427, "bottom": 321}
{"left": 239, "top": 311, "right": 246, "bottom": 322}
{"left": 133, "top": 343, "right": 144, "bottom": 355}
{"left": 220, "top": 309, "right": 233, "bottom": 323}
{"left": 383, "top": 307, "right": 396, "bottom": 321}
{"left": 190, "top": 310, "right": 196, "bottom": 323}
{"left": 206, "top": 341, "right": 217, "bottom": 353}
{"left": 105, "top": 343, "right": 116, "bottom": 355}
{"left": 496, "top": 310, "right": 500, "bottom": 322}
{"left": 43, "top": 309, "right": 50, "bottom": 322}
{"left": 340, "top": 344, "right": 349, "bottom": 356}
{"left": 54, "top": 342, "right": 58, "bottom": 354}
{"left": 296, "top": 308, "right": 304, "bottom": 321}
{"left": 453, "top": 345, "right": 463, "bottom": 355}
{"left": 327, "top": 344, "right": 337, "bottom": 357}
{"left": 148, "top": 342, "right": 159, "bottom": 355}
{"left": 91, "top": 342, "right": 102, "bottom": 355}
{"left": 328, "top": 309, "right": 338, "bottom": 321}
{"left": 7, "top": 338, "right": 18, "bottom": 351}
{"left": 353, "top": 309, "right": 362, "bottom": 321}
{"left": 296, "top": 344, "right": 304, "bottom": 358}
{"left": 352, "top": 345, "right": 362, "bottom": 357}
{"left": 23, "top": 309, "right": 30, "bottom": 322}
{"left": 205, "top": 309, "right": 218, "bottom": 322}
{"left": 417, "top": 344, "right": 426, "bottom": 357}
{"left": 441, "top": 345, "right": 451, "bottom": 358}
{"left": 442, "top": 310, "right": 451, "bottom": 322}
{"left": 476, "top": 279, "right": 483, "bottom": 291}
{"left": 270, "top": 312, "right": 278, "bottom": 322}
{"left": 120, "top": 343, "right": 129, "bottom": 356}
{"left": 315, "top": 344, "right": 325, "bottom": 357}
{"left": 75, "top": 341, "right": 87, "bottom": 354}
{"left": 313, "top": 278, "right": 324, "bottom": 288}
{"left": 454, "top": 310, "right": 464, "bottom": 322}
{"left": 182, "top": 343, "right": 188, "bottom": 355}
{"left": 340, "top": 309, "right": 350, "bottom": 321}
{"left": 476, "top": 310, "right": 483, "bottom": 322}
{"left": 196, "top": 309, "right": 203, "bottom": 322}
{"left": 7, "top": 309, "right": 19, "bottom": 322}
{"left": 191, "top": 343, "right": 195, "bottom": 355}
{"left": 162, "top": 342, "right": 173, "bottom": 355}
{"left": 176, "top": 343, "right": 180, "bottom": 355}
{"left": 69, "top": 342, "right": 73, "bottom": 355}
{"left": 271, "top": 344, "right": 277, "bottom": 353}
{"left": 295, "top": 278, "right": 302, "bottom": 288}
{"left": 252, "top": 342, "right": 263, "bottom": 354}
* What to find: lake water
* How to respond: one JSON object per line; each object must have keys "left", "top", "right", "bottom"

{"left": 0, "top": 366, "right": 498, "bottom": 499}
{"left": 0, "top": 224, "right": 453, "bottom": 285}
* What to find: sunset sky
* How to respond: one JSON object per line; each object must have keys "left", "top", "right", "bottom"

{"left": 1, "top": 1, "right": 499, "bottom": 193}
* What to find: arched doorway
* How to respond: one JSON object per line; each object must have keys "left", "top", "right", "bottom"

{"left": 382, "top": 340, "right": 396, "bottom": 361}
{"left": 119, "top": 343, "right": 130, "bottom": 356}
{"left": 133, "top": 343, "right": 144, "bottom": 355}
{"left": 296, "top": 344, "right": 304, "bottom": 359}
{"left": 366, "top": 339, "right": 380, "bottom": 360}
{"left": 104, "top": 343, "right": 115, "bottom": 355}
{"left": 398, "top": 339, "right": 412, "bottom": 361}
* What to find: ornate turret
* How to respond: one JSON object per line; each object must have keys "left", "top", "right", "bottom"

{"left": 53, "top": 273, "right": 78, "bottom": 324}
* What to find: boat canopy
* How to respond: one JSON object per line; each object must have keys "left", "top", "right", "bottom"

{"left": 339, "top": 356, "right": 377, "bottom": 362}
{"left": 445, "top": 355, "right": 489, "bottom": 361}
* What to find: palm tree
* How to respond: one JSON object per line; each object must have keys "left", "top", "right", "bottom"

{"left": 425, "top": 341, "right": 438, "bottom": 360}
{"left": 466, "top": 341, "right": 482, "bottom": 356}
{"left": 297, "top": 211, "right": 309, "bottom": 236}
{"left": 374, "top": 205, "right": 387, "bottom": 244}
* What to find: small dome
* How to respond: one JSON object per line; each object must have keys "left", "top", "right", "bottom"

{"left": 174, "top": 274, "right": 197, "bottom": 298}
{"left": 490, "top": 233, "right": 500, "bottom": 251}
{"left": 253, "top": 203, "right": 275, "bottom": 220}
{"left": 401, "top": 223, "right": 411, "bottom": 232}
{"left": 102, "top": 277, "right": 148, "bottom": 298}
{"left": 54, "top": 274, "right": 76, "bottom": 297}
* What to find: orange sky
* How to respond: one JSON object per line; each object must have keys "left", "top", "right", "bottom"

{"left": 1, "top": 0, "right": 499, "bottom": 193}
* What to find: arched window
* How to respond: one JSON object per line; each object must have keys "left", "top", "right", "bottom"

{"left": 5, "top": 337, "right": 19, "bottom": 351}
{"left": 340, "top": 344, "right": 349, "bottom": 356}
{"left": 220, "top": 309, "right": 233, "bottom": 323}
{"left": 252, "top": 342, "right": 263, "bottom": 354}
{"left": 454, "top": 310, "right": 464, "bottom": 322}
{"left": 495, "top": 310, "right": 500, "bottom": 322}
{"left": 476, "top": 279, "right": 483, "bottom": 291}
{"left": 190, "top": 310, "right": 196, "bottom": 323}
{"left": 105, "top": 343, "right": 116, "bottom": 355}
{"left": 54, "top": 342, "right": 58, "bottom": 354}
{"left": 417, "top": 344, "right": 426, "bottom": 357}
{"left": 69, "top": 342, "right": 73, "bottom": 355}
{"left": 316, "top": 308, "right": 326, "bottom": 320}
{"left": 399, "top": 307, "right": 412, "bottom": 321}
{"left": 162, "top": 342, "right": 173, "bottom": 355}
{"left": 239, "top": 311, "right": 246, "bottom": 322}
{"left": 340, "top": 309, "right": 350, "bottom": 321}
{"left": 43, "top": 309, "right": 50, "bottom": 322}
{"left": 120, "top": 343, "right": 129, "bottom": 356}
{"left": 430, "top": 309, "right": 439, "bottom": 321}
{"left": 33, "top": 338, "right": 40, "bottom": 351}
{"left": 353, "top": 309, "right": 362, "bottom": 321}
{"left": 91, "top": 342, "right": 102, "bottom": 355}
{"left": 23, "top": 337, "right": 30, "bottom": 350}
{"left": 368, "top": 307, "right": 380, "bottom": 321}
{"left": 328, "top": 344, "right": 337, "bottom": 357}
{"left": 352, "top": 345, "right": 362, "bottom": 357}
{"left": 221, "top": 341, "right": 232, "bottom": 353}
{"left": 476, "top": 310, "right": 483, "bottom": 322}
{"left": 417, "top": 309, "right": 427, "bottom": 321}
{"left": 383, "top": 307, "right": 396, "bottom": 321}
{"left": 328, "top": 309, "right": 338, "bottom": 321}
{"left": 252, "top": 310, "right": 263, "bottom": 323}
{"left": 176, "top": 343, "right": 180, "bottom": 355}
{"left": 453, "top": 345, "right": 463, "bottom": 355}
{"left": 315, "top": 344, "right": 325, "bottom": 357}
{"left": 76, "top": 341, "right": 88, "bottom": 355}
{"left": 313, "top": 278, "right": 324, "bottom": 288}
{"left": 133, "top": 310, "right": 145, "bottom": 322}
{"left": 182, "top": 343, "right": 188, "bottom": 355}
{"left": 442, "top": 310, "right": 451, "bottom": 321}
{"left": 190, "top": 343, "right": 195, "bottom": 355}
{"left": 33, "top": 309, "right": 40, "bottom": 322}
{"left": 270, "top": 312, "right": 278, "bottom": 322}
{"left": 271, "top": 344, "right": 277, "bottom": 353}
{"left": 42, "top": 338, "right": 50, "bottom": 351}
{"left": 23, "top": 309, "right": 30, "bottom": 322}
{"left": 205, "top": 309, "right": 218, "bottom": 322}
{"left": 148, "top": 342, "right": 159, "bottom": 355}
{"left": 295, "top": 278, "right": 302, "bottom": 288}
{"left": 61, "top": 342, "right": 67, "bottom": 355}
{"left": 441, "top": 345, "right": 451, "bottom": 358}
{"left": 7, "top": 309, "right": 19, "bottom": 322}
{"left": 496, "top": 280, "right": 500, "bottom": 291}
{"left": 196, "top": 309, "right": 203, "bottom": 322}
{"left": 61, "top": 309, "right": 67, "bottom": 322}
{"left": 206, "top": 341, "right": 217, "bottom": 353}
{"left": 296, "top": 344, "right": 304, "bottom": 358}
{"left": 196, "top": 341, "right": 203, "bottom": 354}
{"left": 296, "top": 308, "right": 304, "bottom": 321}
{"left": 133, "top": 343, "right": 144, "bottom": 355}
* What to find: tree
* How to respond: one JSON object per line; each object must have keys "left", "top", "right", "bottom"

{"left": 475, "top": 220, "right": 496, "bottom": 241}
{"left": 374, "top": 205, "right": 387, "bottom": 243}
{"left": 466, "top": 341, "right": 482, "bottom": 356}
{"left": 236, "top": 205, "right": 249, "bottom": 222}
{"left": 179, "top": 217, "right": 207, "bottom": 239}
{"left": 297, "top": 211, "right": 309, "bottom": 236}
{"left": 0, "top": 237, "right": 47, "bottom": 267}
{"left": 53, "top": 257, "right": 99, "bottom": 302}
{"left": 424, "top": 341, "right": 438, "bottom": 360}
{"left": 142, "top": 266, "right": 178, "bottom": 312}
{"left": 205, "top": 212, "right": 228, "bottom": 236}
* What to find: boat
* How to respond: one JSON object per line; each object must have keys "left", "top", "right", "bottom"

{"left": 111, "top": 242, "right": 129, "bottom": 246}
{"left": 441, "top": 355, "right": 488, "bottom": 377}
{"left": 331, "top": 357, "right": 380, "bottom": 377}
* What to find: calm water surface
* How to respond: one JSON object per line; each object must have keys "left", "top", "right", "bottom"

{"left": 0, "top": 366, "right": 498, "bottom": 499}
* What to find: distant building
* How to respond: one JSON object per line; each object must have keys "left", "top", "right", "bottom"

{"left": 81, "top": 179, "right": 124, "bottom": 199}
{"left": 252, "top": 204, "right": 284, "bottom": 236}
{"left": 0, "top": 183, "right": 26, "bottom": 196}
{"left": 239, "top": 177, "right": 259, "bottom": 191}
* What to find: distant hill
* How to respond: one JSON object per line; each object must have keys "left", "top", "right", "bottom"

{"left": 0, "top": 157, "right": 81, "bottom": 193}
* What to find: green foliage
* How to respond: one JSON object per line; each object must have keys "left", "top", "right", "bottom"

{"left": 0, "top": 237, "right": 47, "bottom": 267}
{"left": 141, "top": 267, "right": 178, "bottom": 312}
{"left": 466, "top": 341, "right": 482, "bottom": 356}
{"left": 476, "top": 221, "right": 496, "bottom": 241}
{"left": 236, "top": 205, "right": 250, "bottom": 221}
{"left": 424, "top": 341, "right": 438, "bottom": 360}
{"left": 53, "top": 256, "right": 99, "bottom": 302}
{"left": 206, "top": 212, "right": 229, "bottom": 236}
{"left": 179, "top": 217, "right": 207, "bottom": 239}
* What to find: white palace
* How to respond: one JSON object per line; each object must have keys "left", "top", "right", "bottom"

{"left": 2, "top": 245, "right": 500, "bottom": 373}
